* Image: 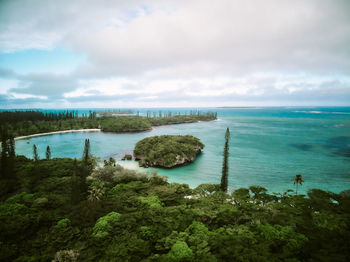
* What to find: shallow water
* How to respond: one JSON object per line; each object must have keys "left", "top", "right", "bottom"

{"left": 15, "top": 107, "right": 350, "bottom": 194}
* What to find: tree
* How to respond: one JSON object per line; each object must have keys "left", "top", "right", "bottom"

{"left": 104, "top": 157, "right": 116, "bottom": 167}
{"left": 82, "top": 139, "right": 90, "bottom": 163}
{"left": 0, "top": 130, "right": 15, "bottom": 176}
{"left": 7, "top": 136, "right": 15, "bottom": 178}
{"left": 220, "top": 128, "right": 230, "bottom": 192}
{"left": 33, "top": 144, "right": 39, "bottom": 161}
{"left": 1, "top": 129, "right": 9, "bottom": 179}
{"left": 0, "top": 129, "right": 17, "bottom": 195}
{"left": 80, "top": 139, "right": 92, "bottom": 198}
{"left": 71, "top": 159, "right": 80, "bottom": 205}
{"left": 46, "top": 146, "right": 51, "bottom": 160}
{"left": 293, "top": 174, "right": 304, "bottom": 195}
{"left": 88, "top": 181, "right": 106, "bottom": 202}
{"left": 167, "top": 241, "right": 193, "bottom": 260}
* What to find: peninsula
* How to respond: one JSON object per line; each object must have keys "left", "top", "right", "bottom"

{"left": 0, "top": 111, "right": 217, "bottom": 140}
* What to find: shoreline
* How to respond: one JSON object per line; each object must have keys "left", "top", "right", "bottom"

{"left": 13, "top": 118, "right": 217, "bottom": 141}
{"left": 14, "top": 129, "right": 101, "bottom": 141}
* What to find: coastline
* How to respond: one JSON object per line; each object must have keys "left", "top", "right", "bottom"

{"left": 13, "top": 118, "right": 217, "bottom": 141}
{"left": 14, "top": 129, "right": 101, "bottom": 141}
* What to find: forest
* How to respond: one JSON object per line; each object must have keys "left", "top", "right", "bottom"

{"left": 0, "top": 132, "right": 350, "bottom": 261}
{"left": 0, "top": 111, "right": 217, "bottom": 138}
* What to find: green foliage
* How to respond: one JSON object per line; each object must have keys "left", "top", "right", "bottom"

{"left": 293, "top": 174, "right": 304, "bottom": 195}
{"left": 32, "top": 197, "right": 49, "bottom": 208}
{"left": 92, "top": 211, "right": 122, "bottom": 238}
{"left": 0, "top": 111, "right": 216, "bottom": 141}
{"left": 257, "top": 224, "right": 308, "bottom": 257}
{"left": 52, "top": 250, "right": 79, "bottom": 262}
{"left": 46, "top": 145, "right": 51, "bottom": 160}
{"left": 101, "top": 116, "right": 152, "bottom": 132}
{"left": 1, "top": 156, "right": 350, "bottom": 261}
{"left": 6, "top": 192, "right": 34, "bottom": 205}
{"left": 220, "top": 127, "right": 230, "bottom": 192}
{"left": 92, "top": 164, "right": 149, "bottom": 184}
{"left": 148, "top": 113, "right": 217, "bottom": 126}
{"left": 134, "top": 135, "right": 204, "bottom": 168}
{"left": 232, "top": 188, "right": 250, "bottom": 205}
{"left": 103, "top": 157, "right": 116, "bottom": 166}
{"left": 82, "top": 139, "right": 90, "bottom": 163}
{"left": 193, "top": 183, "right": 220, "bottom": 197}
{"left": 139, "top": 195, "right": 163, "bottom": 207}
{"left": 56, "top": 218, "right": 71, "bottom": 228}
{"left": 33, "top": 144, "right": 39, "bottom": 161}
{"left": 0, "top": 129, "right": 17, "bottom": 196}
{"left": 167, "top": 241, "right": 193, "bottom": 260}
{"left": 87, "top": 180, "right": 106, "bottom": 202}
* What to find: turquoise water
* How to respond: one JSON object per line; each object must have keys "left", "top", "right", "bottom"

{"left": 15, "top": 107, "right": 350, "bottom": 194}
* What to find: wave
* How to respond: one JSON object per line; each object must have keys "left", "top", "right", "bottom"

{"left": 293, "top": 110, "right": 350, "bottom": 115}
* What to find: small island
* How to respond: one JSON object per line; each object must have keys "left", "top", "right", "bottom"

{"left": 134, "top": 135, "right": 204, "bottom": 168}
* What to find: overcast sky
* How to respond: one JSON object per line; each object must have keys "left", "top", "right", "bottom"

{"left": 0, "top": 0, "right": 350, "bottom": 108}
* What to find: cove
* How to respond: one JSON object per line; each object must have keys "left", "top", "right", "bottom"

{"left": 15, "top": 107, "right": 350, "bottom": 194}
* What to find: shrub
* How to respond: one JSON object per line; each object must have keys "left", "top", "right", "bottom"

{"left": 52, "top": 250, "right": 79, "bottom": 262}
{"left": 92, "top": 211, "right": 122, "bottom": 238}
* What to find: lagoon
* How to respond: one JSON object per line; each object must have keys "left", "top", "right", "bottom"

{"left": 15, "top": 107, "right": 350, "bottom": 194}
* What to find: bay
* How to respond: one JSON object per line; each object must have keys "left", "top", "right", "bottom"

{"left": 15, "top": 107, "right": 350, "bottom": 194}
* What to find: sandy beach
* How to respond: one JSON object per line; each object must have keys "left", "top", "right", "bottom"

{"left": 14, "top": 129, "right": 101, "bottom": 141}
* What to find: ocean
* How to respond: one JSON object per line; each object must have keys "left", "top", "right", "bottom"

{"left": 14, "top": 107, "right": 350, "bottom": 194}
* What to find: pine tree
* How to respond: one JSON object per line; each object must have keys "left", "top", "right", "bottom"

{"left": 80, "top": 139, "right": 91, "bottom": 197}
{"left": 220, "top": 128, "right": 230, "bottom": 192}
{"left": 82, "top": 139, "right": 90, "bottom": 163}
{"left": 33, "top": 144, "right": 39, "bottom": 161}
{"left": 1, "top": 130, "right": 9, "bottom": 179}
{"left": 46, "top": 146, "right": 51, "bottom": 160}
{"left": 0, "top": 130, "right": 17, "bottom": 193}
{"left": 71, "top": 159, "right": 81, "bottom": 205}
{"left": 8, "top": 136, "right": 15, "bottom": 177}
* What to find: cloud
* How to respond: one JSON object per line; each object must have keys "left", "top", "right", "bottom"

{"left": 71, "top": 0, "right": 350, "bottom": 77}
{"left": 0, "top": 67, "right": 17, "bottom": 78}
{"left": 9, "top": 73, "right": 77, "bottom": 99}
{"left": 1, "top": 0, "right": 350, "bottom": 107}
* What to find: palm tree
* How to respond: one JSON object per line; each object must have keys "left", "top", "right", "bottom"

{"left": 88, "top": 182, "right": 106, "bottom": 202}
{"left": 293, "top": 174, "right": 304, "bottom": 195}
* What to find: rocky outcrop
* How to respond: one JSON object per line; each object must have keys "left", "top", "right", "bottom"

{"left": 121, "top": 154, "right": 132, "bottom": 160}
{"left": 133, "top": 135, "right": 204, "bottom": 168}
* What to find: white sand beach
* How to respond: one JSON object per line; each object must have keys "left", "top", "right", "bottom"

{"left": 14, "top": 129, "right": 101, "bottom": 141}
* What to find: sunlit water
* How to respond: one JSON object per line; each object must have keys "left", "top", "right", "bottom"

{"left": 15, "top": 107, "right": 350, "bottom": 194}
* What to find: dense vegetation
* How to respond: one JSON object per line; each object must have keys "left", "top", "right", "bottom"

{"left": 148, "top": 114, "right": 217, "bottom": 126}
{"left": 0, "top": 111, "right": 217, "bottom": 138}
{"left": 1, "top": 154, "right": 350, "bottom": 261}
{"left": 134, "top": 135, "right": 204, "bottom": 168}
{"left": 1, "top": 112, "right": 349, "bottom": 261}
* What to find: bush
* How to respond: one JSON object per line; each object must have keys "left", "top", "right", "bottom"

{"left": 52, "top": 250, "right": 79, "bottom": 262}
{"left": 91, "top": 165, "right": 149, "bottom": 184}
{"left": 92, "top": 211, "right": 122, "bottom": 238}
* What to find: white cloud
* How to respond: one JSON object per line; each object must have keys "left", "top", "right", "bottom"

{"left": 11, "top": 93, "right": 47, "bottom": 100}
{"left": 1, "top": 0, "right": 350, "bottom": 107}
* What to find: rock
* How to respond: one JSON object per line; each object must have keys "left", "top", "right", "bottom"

{"left": 121, "top": 154, "right": 132, "bottom": 160}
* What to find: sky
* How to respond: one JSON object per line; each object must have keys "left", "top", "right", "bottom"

{"left": 0, "top": 0, "right": 350, "bottom": 108}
